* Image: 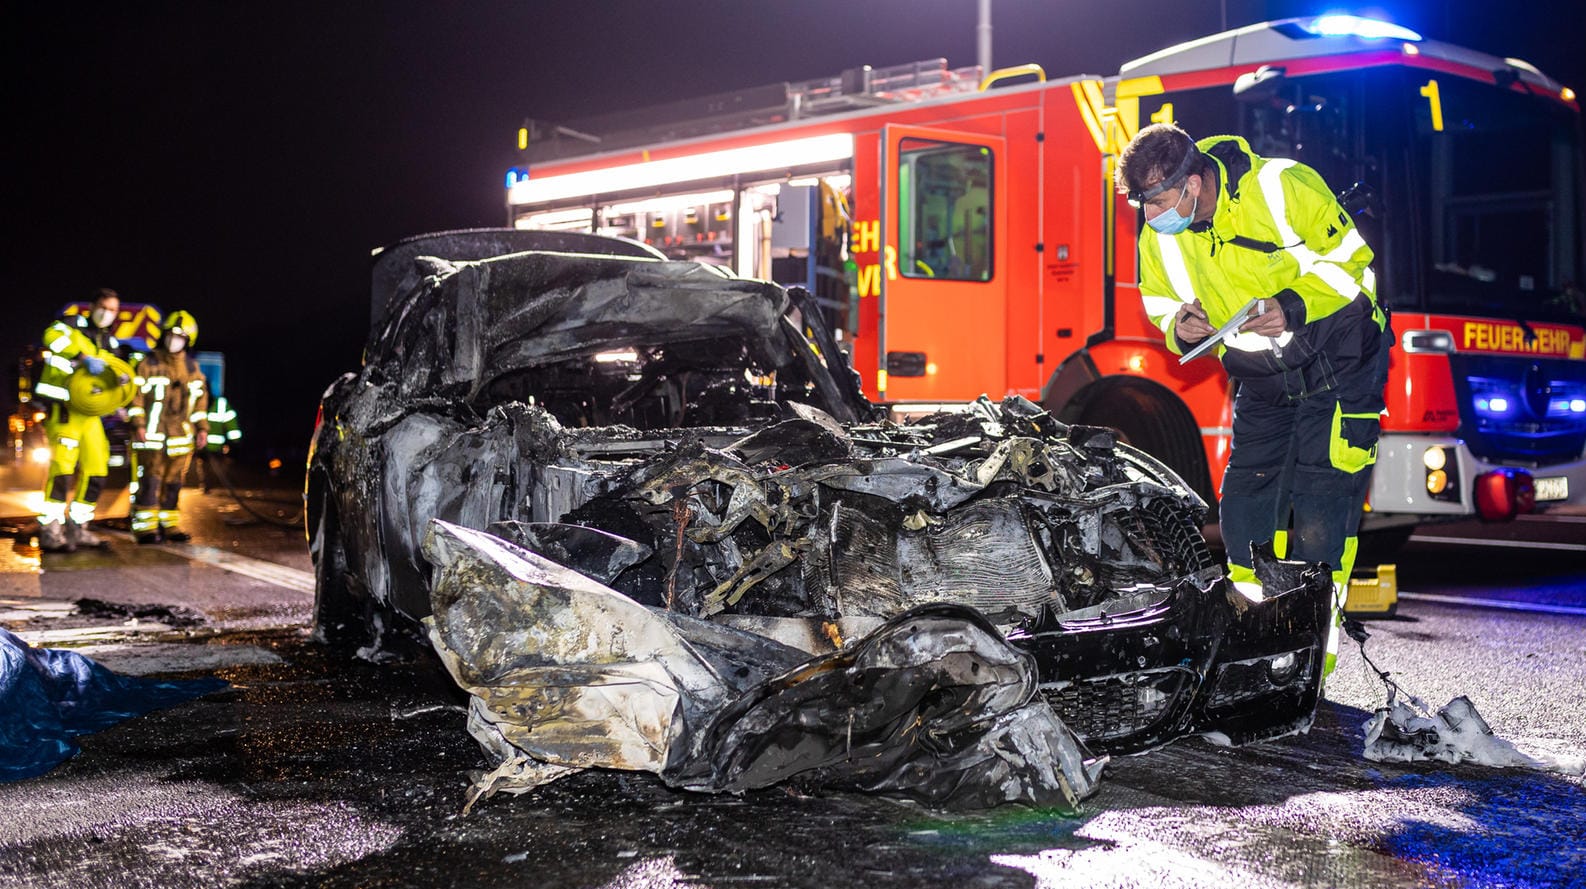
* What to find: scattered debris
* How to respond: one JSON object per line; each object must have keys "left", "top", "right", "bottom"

{"left": 74, "top": 597, "right": 206, "bottom": 629}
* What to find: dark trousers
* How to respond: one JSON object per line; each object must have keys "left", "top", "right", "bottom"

{"left": 1220, "top": 329, "right": 1393, "bottom": 577}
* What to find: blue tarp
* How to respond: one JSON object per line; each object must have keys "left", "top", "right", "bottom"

{"left": 1, "top": 627, "right": 228, "bottom": 782}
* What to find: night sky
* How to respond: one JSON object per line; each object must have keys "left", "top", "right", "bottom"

{"left": 6, "top": 1, "right": 1581, "bottom": 464}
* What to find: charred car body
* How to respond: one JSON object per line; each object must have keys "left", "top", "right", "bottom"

{"left": 307, "top": 229, "right": 1332, "bottom": 770}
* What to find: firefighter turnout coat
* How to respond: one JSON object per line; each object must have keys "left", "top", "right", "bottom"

{"left": 129, "top": 350, "right": 210, "bottom": 459}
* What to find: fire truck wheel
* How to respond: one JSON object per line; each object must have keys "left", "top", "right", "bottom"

{"left": 1071, "top": 377, "right": 1217, "bottom": 514}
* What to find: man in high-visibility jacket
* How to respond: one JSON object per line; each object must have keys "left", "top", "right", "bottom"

{"left": 128, "top": 310, "right": 209, "bottom": 544}
{"left": 34, "top": 288, "right": 127, "bottom": 552}
{"left": 1116, "top": 124, "right": 1392, "bottom": 674}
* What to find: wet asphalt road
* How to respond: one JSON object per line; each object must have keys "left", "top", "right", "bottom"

{"left": 1, "top": 462, "right": 1584, "bottom": 888}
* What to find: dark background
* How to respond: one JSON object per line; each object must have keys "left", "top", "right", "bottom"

{"left": 5, "top": 1, "right": 1582, "bottom": 466}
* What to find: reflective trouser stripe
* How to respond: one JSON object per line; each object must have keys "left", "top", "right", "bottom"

{"left": 39, "top": 500, "right": 67, "bottom": 524}
{"left": 1226, "top": 563, "right": 1264, "bottom": 602}
{"left": 68, "top": 501, "right": 95, "bottom": 524}
{"left": 132, "top": 510, "right": 160, "bottom": 532}
{"left": 158, "top": 509, "right": 182, "bottom": 529}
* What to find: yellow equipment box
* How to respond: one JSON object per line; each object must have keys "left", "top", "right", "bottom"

{"left": 1345, "top": 564, "right": 1398, "bottom": 618}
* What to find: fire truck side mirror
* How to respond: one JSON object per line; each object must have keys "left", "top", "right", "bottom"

{"left": 1234, "top": 65, "right": 1287, "bottom": 104}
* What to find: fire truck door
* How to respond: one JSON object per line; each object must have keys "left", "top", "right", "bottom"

{"left": 881, "top": 125, "right": 1008, "bottom": 401}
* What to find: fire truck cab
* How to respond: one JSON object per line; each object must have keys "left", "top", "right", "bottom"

{"left": 503, "top": 15, "right": 1586, "bottom": 531}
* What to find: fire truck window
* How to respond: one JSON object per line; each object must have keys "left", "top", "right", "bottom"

{"left": 1411, "top": 76, "right": 1584, "bottom": 321}
{"left": 897, "top": 139, "right": 993, "bottom": 281}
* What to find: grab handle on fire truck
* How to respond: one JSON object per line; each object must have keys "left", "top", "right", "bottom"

{"left": 979, "top": 64, "right": 1046, "bottom": 92}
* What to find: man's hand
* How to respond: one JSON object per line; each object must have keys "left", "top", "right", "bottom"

{"left": 83, "top": 356, "right": 106, "bottom": 375}
{"left": 1174, "top": 300, "right": 1214, "bottom": 343}
{"left": 1239, "top": 298, "right": 1288, "bottom": 336}
{"left": 133, "top": 427, "right": 145, "bottom": 443}
{"left": 196, "top": 430, "right": 208, "bottom": 450}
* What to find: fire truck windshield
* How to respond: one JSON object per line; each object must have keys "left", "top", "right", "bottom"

{"left": 1407, "top": 75, "right": 1585, "bottom": 325}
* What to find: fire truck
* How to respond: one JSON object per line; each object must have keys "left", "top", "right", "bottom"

{"left": 501, "top": 14, "right": 1586, "bottom": 537}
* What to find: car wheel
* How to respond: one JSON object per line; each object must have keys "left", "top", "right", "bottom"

{"left": 1072, "top": 377, "right": 1217, "bottom": 514}
{"left": 310, "top": 493, "right": 362, "bottom": 650}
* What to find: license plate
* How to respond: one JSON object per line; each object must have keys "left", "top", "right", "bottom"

{"left": 1535, "top": 476, "right": 1569, "bottom": 502}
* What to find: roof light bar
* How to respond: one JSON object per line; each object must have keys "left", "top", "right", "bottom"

{"left": 508, "top": 133, "right": 854, "bottom": 206}
{"left": 1300, "top": 15, "right": 1422, "bottom": 42}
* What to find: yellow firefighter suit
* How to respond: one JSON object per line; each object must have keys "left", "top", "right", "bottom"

{"left": 35, "top": 313, "right": 124, "bottom": 536}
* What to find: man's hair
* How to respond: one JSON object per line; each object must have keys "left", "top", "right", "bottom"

{"left": 90, "top": 287, "right": 119, "bottom": 306}
{"left": 1115, "top": 123, "right": 1211, "bottom": 197}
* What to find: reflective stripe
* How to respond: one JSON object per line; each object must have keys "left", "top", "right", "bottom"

{"left": 1156, "top": 234, "right": 1198, "bottom": 304}
{"left": 1257, "top": 159, "right": 1359, "bottom": 301}
{"left": 1322, "top": 229, "right": 1367, "bottom": 263}
{"left": 39, "top": 502, "right": 67, "bottom": 524}
{"left": 36, "top": 382, "right": 70, "bottom": 400}
{"left": 57, "top": 437, "right": 79, "bottom": 448}
{"left": 167, "top": 436, "right": 192, "bottom": 446}
{"left": 1140, "top": 294, "right": 1182, "bottom": 336}
{"left": 147, "top": 400, "right": 163, "bottom": 431}
{"left": 168, "top": 445, "right": 193, "bottom": 456}
{"left": 227, "top": 430, "right": 242, "bottom": 440}
{"left": 132, "top": 510, "right": 160, "bottom": 532}
{"left": 127, "top": 407, "right": 145, "bottom": 417}
{"left": 189, "top": 411, "right": 208, "bottom": 422}
{"left": 46, "top": 328, "right": 73, "bottom": 352}
{"left": 68, "top": 501, "right": 96, "bottom": 523}
{"left": 1224, "top": 328, "right": 1294, "bottom": 353}
{"left": 146, "top": 431, "right": 167, "bottom": 442}
{"left": 1231, "top": 580, "right": 1264, "bottom": 602}
{"left": 46, "top": 355, "right": 75, "bottom": 374}
{"left": 144, "top": 376, "right": 172, "bottom": 387}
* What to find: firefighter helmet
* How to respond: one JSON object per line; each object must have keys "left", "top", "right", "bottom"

{"left": 161, "top": 310, "right": 199, "bottom": 347}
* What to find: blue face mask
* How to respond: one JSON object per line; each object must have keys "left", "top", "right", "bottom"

{"left": 1146, "top": 182, "right": 1197, "bottom": 235}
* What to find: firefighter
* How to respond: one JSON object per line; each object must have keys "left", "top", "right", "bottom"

{"left": 34, "top": 288, "right": 129, "bottom": 552}
{"left": 1115, "top": 123, "right": 1392, "bottom": 673}
{"left": 128, "top": 310, "right": 209, "bottom": 544}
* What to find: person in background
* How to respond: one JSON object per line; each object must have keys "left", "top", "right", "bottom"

{"left": 128, "top": 311, "right": 209, "bottom": 544}
{"left": 1115, "top": 122, "right": 1392, "bottom": 675}
{"left": 34, "top": 288, "right": 126, "bottom": 552}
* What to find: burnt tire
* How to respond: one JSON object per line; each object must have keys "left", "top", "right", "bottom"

{"left": 1069, "top": 377, "right": 1217, "bottom": 516}
{"left": 310, "top": 493, "right": 361, "bottom": 651}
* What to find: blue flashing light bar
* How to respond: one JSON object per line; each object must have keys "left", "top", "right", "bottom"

{"left": 505, "top": 167, "right": 529, "bottom": 190}
{"left": 1301, "top": 15, "right": 1422, "bottom": 42}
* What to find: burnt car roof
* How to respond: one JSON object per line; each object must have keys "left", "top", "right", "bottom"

{"left": 368, "top": 248, "right": 871, "bottom": 424}
{"left": 369, "top": 228, "right": 665, "bottom": 329}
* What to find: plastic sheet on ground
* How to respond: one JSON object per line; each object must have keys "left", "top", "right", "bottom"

{"left": 422, "top": 520, "right": 1105, "bottom": 812}
{"left": 0, "top": 627, "right": 228, "bottom": 782}
{"left": 1363, "top": 693, "right": 1585, "bottom": 776}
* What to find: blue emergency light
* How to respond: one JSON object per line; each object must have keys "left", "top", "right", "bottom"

{"left": 1300, "top": 15, "right": 1422, "bottom": 42}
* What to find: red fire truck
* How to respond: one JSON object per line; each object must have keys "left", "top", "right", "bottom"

{"left": 501, "top": 15, "right": 1586, "bottom": 538}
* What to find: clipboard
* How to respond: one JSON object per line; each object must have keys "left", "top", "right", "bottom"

{"left": 1178, "top": 297, "right": 1262, "bottom": 364}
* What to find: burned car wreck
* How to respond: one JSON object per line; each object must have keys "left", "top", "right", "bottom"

{"left": 308, "top": 229, "right": 1334, "bottom": 809}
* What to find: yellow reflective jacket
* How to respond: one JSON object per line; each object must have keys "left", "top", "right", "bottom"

{"left": 129, "top": 349, "right": 210, "bottom": 457}
{"left": 1137, "top": 136, "right": 1385, "bottom": 396}
{"left": 34, "top": 314, "right": 121, "bottom": 404}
